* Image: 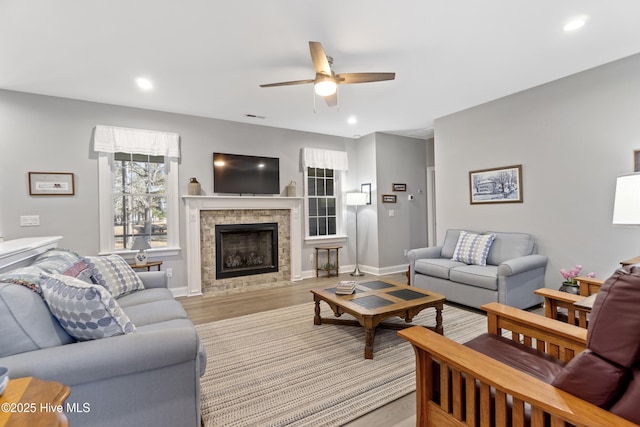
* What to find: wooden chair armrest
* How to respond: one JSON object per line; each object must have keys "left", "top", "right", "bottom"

{"left": 534, "top": 288, "right": 586, "bottom": 326}
{"left": 534, "top": 288, "right": 583, "bottom": 304}
{"left": 575, "top": 276, "right": 604, "bottom": 296}
{"left": 398, "top": 326, "right": 636, "bottom": 427}
{"left": 482, "top": 302, "right": 587, "bottom": 361}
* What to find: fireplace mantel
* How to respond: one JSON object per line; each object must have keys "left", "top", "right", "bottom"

{"left": 183, "top": 196, "right": 303, "bottom": 296}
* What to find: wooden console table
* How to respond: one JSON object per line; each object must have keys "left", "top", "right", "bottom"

{"left": 127, "top": 260, "right": 163, "bottom": 271}
{"left": 315, "top": 246, "right": 341, "bottom": 278}
{"left": 0, "top": 377, "right": 70, "bottom": 427}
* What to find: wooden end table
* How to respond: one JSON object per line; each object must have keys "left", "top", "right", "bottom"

{"left": 311, "top": 279, "right": 445, "bottom": 359}
{"left": 0, "top": 377, "right": 70, "bottom": 427}
{"left": 127, "top": 260, "right": 163, "bottom": 271}
{"left": 315, "top": 246, "right": 341, "bottom": 278}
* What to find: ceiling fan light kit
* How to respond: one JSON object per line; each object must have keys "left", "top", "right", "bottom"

{"left": 260, "top": 41, "right": 395, "bottom": 107}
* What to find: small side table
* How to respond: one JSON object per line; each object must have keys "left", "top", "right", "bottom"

{"left": 620, "top": 256, "right": 640, "bottom": 267}
{"left": 315, "top": 246, "right": 342, "bottom": 278}
{"left": 128, "top": 260, "right": 163, "bottom": 271}
{"left": 0, "top": 377, "right": 71, "bottom": 426}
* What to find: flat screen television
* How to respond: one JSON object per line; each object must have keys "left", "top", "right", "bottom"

{"left": 213, "top": 153, "right": 280, "bottom": 195}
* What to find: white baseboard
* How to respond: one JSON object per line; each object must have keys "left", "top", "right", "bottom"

{"left": 170, "top": 286, "right": 191, "bottom": 298}
{"left": 300, "top": 264, "right": 408, "bottom": 280}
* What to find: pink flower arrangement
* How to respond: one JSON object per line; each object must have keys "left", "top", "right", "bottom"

{"left": 560, "top": 264, "right": 595, "bottom": 284}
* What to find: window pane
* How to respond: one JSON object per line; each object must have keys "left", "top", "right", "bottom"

{"left": 326, "top": 179, "right": 334, "bottom": 196}
{"left": 317, "top": 179, "right": 325, "bottom": 196}
{"left": 327, "top": 198, "right": 336, "bottom": 216}
{"left": 308, "top": 177, "right": 316, "bottom": 196}
{"left": 328, "top": 217, "right": 336, "bottom": 234}
{"left": 308, "top": 167, "right": 317, "bottom": 177}
{"left": 308, "top": 199, "right": 318, "bottom": 216}
{"left": 319, "top": 218, "right": 327, "bottom": 235}
{"left": 318, "top": 198, "right": 327, "bottom": 216}
{"left": 309, "top": 218, "right": 318, "bottom": 236}
{"left": 317, "top": 168, "right": 325, "bottom": 178}
{"left": 326, "top": 169, "right": 334, "bottom": 178}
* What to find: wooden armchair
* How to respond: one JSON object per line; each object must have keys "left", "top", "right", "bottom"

{"left": 535, "top": 276, "right": 605, "bottom": 328}
{"left": 399, "top": 300, "right": 637, "bottom": 426}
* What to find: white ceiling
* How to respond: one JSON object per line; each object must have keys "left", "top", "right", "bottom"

{"left": 2, "top": 1, "right": 640, "bottom": 139}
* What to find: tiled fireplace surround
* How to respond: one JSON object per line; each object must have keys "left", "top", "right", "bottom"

{"left": 183, "top": 196, "right": 303, "bottom": 296}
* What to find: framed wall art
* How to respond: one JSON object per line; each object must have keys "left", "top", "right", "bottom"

{"left": 469, "top": 164, "right": 522, "bottom": 204}
{"left": 29, "top": 172, "right": 75, "bottom": 196}
{"left": 361, "top": 183, "right": 372, "bottom": 205}
{"left": 392, "top": 183, "right": 406, "bottom": 191}
{"left": 381, "top": 194, "right": 397, "bottom": 203}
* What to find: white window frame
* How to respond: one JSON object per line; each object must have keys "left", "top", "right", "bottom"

{"left": 98, "top": 153, "right": 180, "bottom": 257}
{"left": 303, "top": 166, "right": 347, "bottom": 244}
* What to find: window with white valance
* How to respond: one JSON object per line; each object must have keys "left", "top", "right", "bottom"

{"left": 95, "top": 125, "right": 181, "bottom": 256}
{"left": 301, "top": 148, "right": 348, "bottom": 242}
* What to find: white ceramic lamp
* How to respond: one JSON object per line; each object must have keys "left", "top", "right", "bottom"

{"left": 347, "top": 192, "right": 367, "bottom": 276}
{"left": 131, "top": 236, "right": 151, "bottom": 266}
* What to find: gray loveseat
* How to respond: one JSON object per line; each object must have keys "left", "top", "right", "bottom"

{"left": 408, "top": 229, "right": 547, "bottom": 309}
{"left": 0, "top": 247, "right": 206, "bottom": 427}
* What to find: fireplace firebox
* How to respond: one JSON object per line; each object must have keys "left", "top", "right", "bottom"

{"left": 215, "top": 223, "right": 278, "bottom": 279}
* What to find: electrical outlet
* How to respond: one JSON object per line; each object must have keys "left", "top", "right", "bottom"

{"left": 309, "top": 253, "right": 315, "bottom": 262}
{"left": 166, "top": 268, "right": 173, "bottom": 278}
{"left": 389, "top": 210, "right": 395, "bottom": 217}
{"left": 20, "top": 215, "right": 40, "bottom": 226}
{"left": 403, "top": 249, "right": 408, "bottom": 256}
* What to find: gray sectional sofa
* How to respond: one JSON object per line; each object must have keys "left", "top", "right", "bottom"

{"left": 0, "top": 246, "right": 206, "bottom": 427}
{"left": 408, "top": 229, "right": 548, "bottom": 309}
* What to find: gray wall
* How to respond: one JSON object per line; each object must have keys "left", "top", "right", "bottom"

{"left": 0, "top": 89, "right": 428, "bottom": 287}
{"left": 433, "top": 52, "right": 640, "bottom": 286}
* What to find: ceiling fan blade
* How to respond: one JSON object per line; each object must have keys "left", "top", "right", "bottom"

{"left": 324, "top": 91, "right": 338, "bottom": 107}
{"left": 309, "top": 41, "right": 332, "bottom": 76}
{"left": 259, "top": 79, "right": 315, "bottom": 88}
{"left": 336, "top": 72, "right": 396, "bottom": 84}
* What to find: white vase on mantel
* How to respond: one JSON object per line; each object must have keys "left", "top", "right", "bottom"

{"left": 286, "top": 181, "right": 297, "bottom": 197}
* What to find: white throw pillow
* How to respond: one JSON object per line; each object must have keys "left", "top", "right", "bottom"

{"left": 82, "top": 254, "right": 144, "bottom": 298}
{"left": 451, "top": 231, "right": 496, "bottom": 266}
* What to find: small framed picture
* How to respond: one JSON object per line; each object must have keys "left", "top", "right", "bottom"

{"left": 381, "top": 194, "right": 397, "bottom": 203}
{"left": 29, "top": 172, "right": 75, "bottom": 196}
{"left": 361, "top": 183, "right": 372, "bottom": 205}
{"left": 392, "top": 183, "right": 406, "bottom": 192}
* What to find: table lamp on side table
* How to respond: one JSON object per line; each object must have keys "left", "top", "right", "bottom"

{"left": 131, "top": 236, "right": 151, "bottom": 266}
{"left": 347, "top": 192, "right": 367, "bottom": 277}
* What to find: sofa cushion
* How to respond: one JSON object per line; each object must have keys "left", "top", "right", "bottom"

{"left": 414, "top": 258, "right": 466, "bottom": 280}
{"left": 82, "top": 254, "right": 145, "bottom": 298}
{"left": 449, "top": 265, "right": 498, "bottom": 290}
{"left": 485, "top": 232, "right": 535, "bottom": 266}
{"left": 587, "top": 266, "right": 640, "bottom": 368}
{"left": 609, "top": 368, "right": 640, "bottom": 424}
{"left": 122, "top": 300, "right": 188, "bottom": 326}
{"left": 552, "top": 349, "right": 627, "bottom": 408}
{"left": 451, "top": 231, "right": 496, "bottom": 266}
{"left": 0, "top": 282, "right": 74, "bottom": 357}
{"left": 441, "top": 229, "right": 465, "bottom": 260}
{"left": 116, "top": 288, "right": 175, "bottom": 308}
{"left": 40, "top": 273, "right": 136, "bottom": 341}
{"left": 464, "top": 333, "right": 565, "bottom": 383}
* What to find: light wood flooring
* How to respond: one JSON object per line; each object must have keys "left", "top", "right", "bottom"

{"left": 178, "top": 272, "right": 417, "bottom": 427}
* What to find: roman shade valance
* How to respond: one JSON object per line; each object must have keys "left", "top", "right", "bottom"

{"left": 301, "top": 147, "right": 348, "bottom": 171}
{"left": 94, "top": 125, "right": 180, "bottom": 158}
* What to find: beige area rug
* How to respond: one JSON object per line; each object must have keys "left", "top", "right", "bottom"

{"left": 197, "top": 301, "right": 487, "bottom": 427}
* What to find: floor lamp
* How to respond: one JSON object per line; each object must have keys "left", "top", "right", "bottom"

{"left": 347, "top": 192, "right": 367, "bottom": 276}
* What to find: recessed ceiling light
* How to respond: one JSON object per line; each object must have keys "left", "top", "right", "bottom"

{"left": 135, "top": 77, "right": 153, "bottom": 90}
{"left": 564, "top": 16, "right": 588, "bottom": 32}
{"left": 347, "top": 116, "right": 357, "bottom": 125}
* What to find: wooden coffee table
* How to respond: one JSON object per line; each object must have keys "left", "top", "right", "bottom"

{"left": 0, "top": 376, "right": 70, "bottom": 426}
{"left": 311, "top": 279, "right": 445, "bottom": 359}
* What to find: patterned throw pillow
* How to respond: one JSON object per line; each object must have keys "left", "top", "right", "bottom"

{"left": 40, "top": 274, "right": 136, "bottom": 341}
{"left": 34, "top": 248, "right": 94, "bottom": 284}
{"left": 82, "top": 254, "right": 145, "bottom": 298}
{"left": 451, "top": 231, "right": 496, "bottom": 266}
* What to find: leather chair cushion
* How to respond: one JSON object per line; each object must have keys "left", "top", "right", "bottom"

{"left": 464, "top": 333, "right": 565, "bottom": 383}
{"left": 588, "top": 266, "right": 640, "bottom": 368}
{"left": 609, "top": 368, "right": 640, "bottom": 424}
{"left": 552, "top": 349, "right": 627, "bottom": 408}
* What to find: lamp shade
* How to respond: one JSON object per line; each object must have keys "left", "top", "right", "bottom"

{"left": 346, "top": 192, "right": 367, "bottom": 206}
{"left": 131, "top": 236, "right": 151, "bottom": 250}
{"left": 613, "top": 173, "right": 640, "bottom": 225}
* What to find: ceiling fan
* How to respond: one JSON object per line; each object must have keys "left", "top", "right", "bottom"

{"left": 260, "top": 41, "right": 395, "bottom": 107}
